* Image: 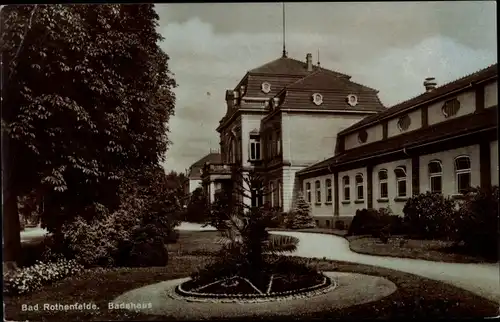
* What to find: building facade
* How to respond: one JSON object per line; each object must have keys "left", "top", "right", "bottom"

{"left": 200, "top": 53, "right": 497, "bottom": 226}
{"left": 201, "top": 53, "right": 386, "bottom": 210}
{"left": 187, "top": 151, "right": 221, "bottom": 194}
{"left": 298, "top": 64, "right": 498, "bottom": 228}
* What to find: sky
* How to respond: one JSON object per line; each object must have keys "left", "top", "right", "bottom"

{"left": 155, "top": 2, "right": 497, "bottom": 174}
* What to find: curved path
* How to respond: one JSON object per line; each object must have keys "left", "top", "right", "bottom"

{"left": 271, "top": 231, "right": 500, "bottom": 303}
{"left": 176, "top": 223, "right": 499, "bottom": 303}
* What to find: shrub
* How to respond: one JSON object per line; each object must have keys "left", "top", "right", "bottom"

{"left": 184, "top": 187, "right": 207, "bottom": 223}
{"left": 403, "top": 192, "right": 456, "bottom": 239}
{"left": 286, "top": 193, "right": 315, "bottom": 229}
{"left": 115, "top": 225, "right": 169, "bottom": 267}
{"left": 348, "top": 208, "right": 391, "bottom": 236}
{"left": 334, "top": 220, "right": 345, "bottom": 230}
{"left": 3, "top": 259, "right": 84, "bottom": 295}
{"left": 454, "top": 186, "right": 499, "bottom": 259}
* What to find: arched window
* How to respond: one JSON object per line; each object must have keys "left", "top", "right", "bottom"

{"left": 305, "top": 182, "right": 311, "bottom": 203}
{"left": 342, "top": 176, "right": 350, "bottom": 201}
{"left": 428, "top": 160, "right": 443, "bottom": 194}
{"left": 355, "top": 174, "right": 364, "bottom": 200}
{"left": 325, "top": 179, "right": 332, "bottom": 203}
{"left": 394, "top": 166, "right": 407, "bottom": 197}
{"left": 315, "top": 180, "right": 321, "bottom": 203}
{"left": 378, "top": 169, "right": 388, "bottom": 199}
{"left": 455, "top": 156, "right": 471, "bottom": 194}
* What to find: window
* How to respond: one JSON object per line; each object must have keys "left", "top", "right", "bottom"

{"left": 355, "top": 174, "right": 364, "bottom": 200}
{"left": 455, "top": 156, "right": 471, "bottom": 194}
{"left": 270, "top": 181, "right": 274, "bottom": 207}
{"left": 378, "top": 170, "right": 388, "bottom": 199}
{"left": 326, "top": 220, "right": 330, "bottom": 227}
{"left": 276, "top": 131, "right": 281, "bottom": 155}
{"left": 325, "top": 179, "right": 332, "bottom": 203}
{"left": 394, "top": 166, "right": 407, "bottom": 197}
{"left": 267, "top": 133, "right": 273, "bottom": 158}
{"left": 342, "top": 176, "right": 350, "bottom": 201}
{"left": 251, "top": 181, "right": 263, "bottom": 208}
{"left": 428, "top": 160, "right": 443, "bottom": 194}
{"left": 306, "top": 182, "right": 311, "bottom": 203}
{"left": 315, "top": 180, "right": 321, "bottom": 203}
{"left": 277, "top": 180, "right": 282, "bottom": 208}
{"left": 249, "top": 137, "right": 261, "bottom": 161}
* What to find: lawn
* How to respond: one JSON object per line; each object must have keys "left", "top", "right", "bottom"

{"left": 347, "top": 236, "right": 498, "bottom": 264}
{"left": 4, "top": 230, "right": 498, "bottom": 321}
{"left": 270, "top": 227, "right": 496, "bottom": 263}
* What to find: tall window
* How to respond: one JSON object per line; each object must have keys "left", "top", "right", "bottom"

{"left": 276, "top": 131, "right": 281, "bottom": 155}
{"left": 394, "top": 166, "right": 407, "bottom": 197}
{"left": 277, "top": 180, "right": 282, "bottom": 208}
{"left": 315, "top": 180, "right": 321, "bottom": 203}
{"left": 249, "top": 137, "right": 261, "bottom": 161}
{"left": 378, "top": 170, "right": 388, "bottom": 199}
{"left": 455, "top": 156, "right": 471, "bottom": 194}
{"left": 342, "top": 176, "right": 350, "bottom": 201}
{"left": 428, "top": 160, "right": 443, "bottom": 194}
{"left": 251, "top": 181, "right": 263, "bottom": 208}
{"left": 325, "top": 179, "right": 332, "bottom": 203}
{"left": 355, "top": 174, "right": 364, "bottom": 200}
{"left": 306, "top": 182, "right": 311, "bottom": 203}
{"left": 269, "top": 181, "right": 274, "bottom": 207}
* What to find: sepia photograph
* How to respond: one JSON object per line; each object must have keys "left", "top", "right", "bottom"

{"left": 2, "top": 2, "right": 498, "bottom": 321}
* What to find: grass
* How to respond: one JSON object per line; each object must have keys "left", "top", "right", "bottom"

{"left": 4, "top": 230, "right": 498, "bottom": 321}
{"left": 347, "top": 236, "right": 498, "bottom": 264}
{"left": 270, "top": 227, "right": 496, "bottom": 263}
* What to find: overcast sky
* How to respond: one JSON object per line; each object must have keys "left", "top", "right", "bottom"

{"left": 155, "top": 2, "right": 497, "bottom": 174}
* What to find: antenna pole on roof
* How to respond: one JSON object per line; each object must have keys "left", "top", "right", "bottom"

{"left": 282, "top": 2, "right": 287, "bottom": 58}
{"left": 317, "top": 48, "right": 320, "bottom": 66}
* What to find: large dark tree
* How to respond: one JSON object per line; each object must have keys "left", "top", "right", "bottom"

{"left": 1, "top": 4, "right": 176, "bottom": 266}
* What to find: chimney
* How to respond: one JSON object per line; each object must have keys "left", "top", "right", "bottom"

{"left": 423, "top": 77, "right": 437, "bottom": 92}
{"left": 306, "top": 53, "right": 313, "bottom": 71}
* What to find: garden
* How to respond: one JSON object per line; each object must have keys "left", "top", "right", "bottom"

{"left": 344, "top": 187, "right": 499, "bottom": 263}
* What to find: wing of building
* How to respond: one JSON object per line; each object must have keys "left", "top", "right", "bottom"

{"left": 201, "top": 52, "right": 498, "bottom": 229}
{"left": 187, "top": 152, "right": 221, "bottom": 193}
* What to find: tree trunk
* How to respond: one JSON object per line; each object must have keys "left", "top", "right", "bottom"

{"left": 2, "top": 133, "right": 22, "bottom": 269}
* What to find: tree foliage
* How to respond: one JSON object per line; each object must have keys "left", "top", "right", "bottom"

{"left": 286, "top": 192, "right": 315, "bottom": 229}
{"left": 207, "top": 166, "right": 298, "bottom": 272}
{"left": 1, "top": 4, "right": 176, "bottom": 264}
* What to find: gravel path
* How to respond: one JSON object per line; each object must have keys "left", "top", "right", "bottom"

{"left": 111, "top": 272, "right": 396, "bottom": 319}
{"left": 271, "top": 231, "right": 500, "bottom": 303}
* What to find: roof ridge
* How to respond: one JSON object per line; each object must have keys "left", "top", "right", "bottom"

{"left": 390, "top": 63, "right": 498, "bottom": 108}
{"left": 338, "top": 62, "right": 497, "bottom": 135}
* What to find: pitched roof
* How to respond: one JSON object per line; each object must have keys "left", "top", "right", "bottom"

{"left": 187, "top": 153, "right": 222, "bottom": 179}
{"left": 338, "top": 63, "right": 498, "bottom": 135}
{"left": 278, "top": 70, "right": 386, "bottom": 112}
{"left": 297, "top": 106, "right": 498, "bottom": 176}
{"left": 249, "top": 56, "right": 351, "bottom": 78}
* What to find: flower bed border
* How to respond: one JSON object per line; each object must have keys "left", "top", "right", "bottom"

{"left": 172, "top": 273, "right": 336, "bottom": 303}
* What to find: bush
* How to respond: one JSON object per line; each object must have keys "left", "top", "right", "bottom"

{"left": 454, "top": 186, "right": 499, "bottom": 259}
{"left": 184, "top": 187, "right": 207, "bottom": 223}
{"left": 264, "top": 208, "right": 287, "bottom": 228}
{"left": 334, "top": 220, "right": 345, "bottom": 230}
{"left": 3, "top": 259, "right": 84, "bottom": 295}
{"left": 115, "top": 225, "right": 169, "bottom": 267}
{"left": 348, "top": 208, "right": 390, "bottom": 236}
{"left": 403, "top": 192, "right": 456, "bottom": 239}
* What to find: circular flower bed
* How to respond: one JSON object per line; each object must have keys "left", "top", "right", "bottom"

{"left": 174, "top": 257, "right": 334, "bottom": 302}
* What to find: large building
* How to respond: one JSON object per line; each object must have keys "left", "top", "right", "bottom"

{"left": 186, "top": 151, "right": 221, "bottom": 193}
{"left": 200, "top": 52, "right": 498, "bottom": 228}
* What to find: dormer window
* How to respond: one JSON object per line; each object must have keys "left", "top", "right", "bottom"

{"left": 347, "top": 94, "right": 358, "bottom": 107}
{"left": 261, "top": 82, "right": 271, "bottom": 94}
{"left": 312, "top": 93, "right": 323, "bottom": 106}
{"left": 273, "top": 97, "right": 280, "bottom": 107}
{"left": 240, "top": 86, "right": 246, "bottom": 96}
